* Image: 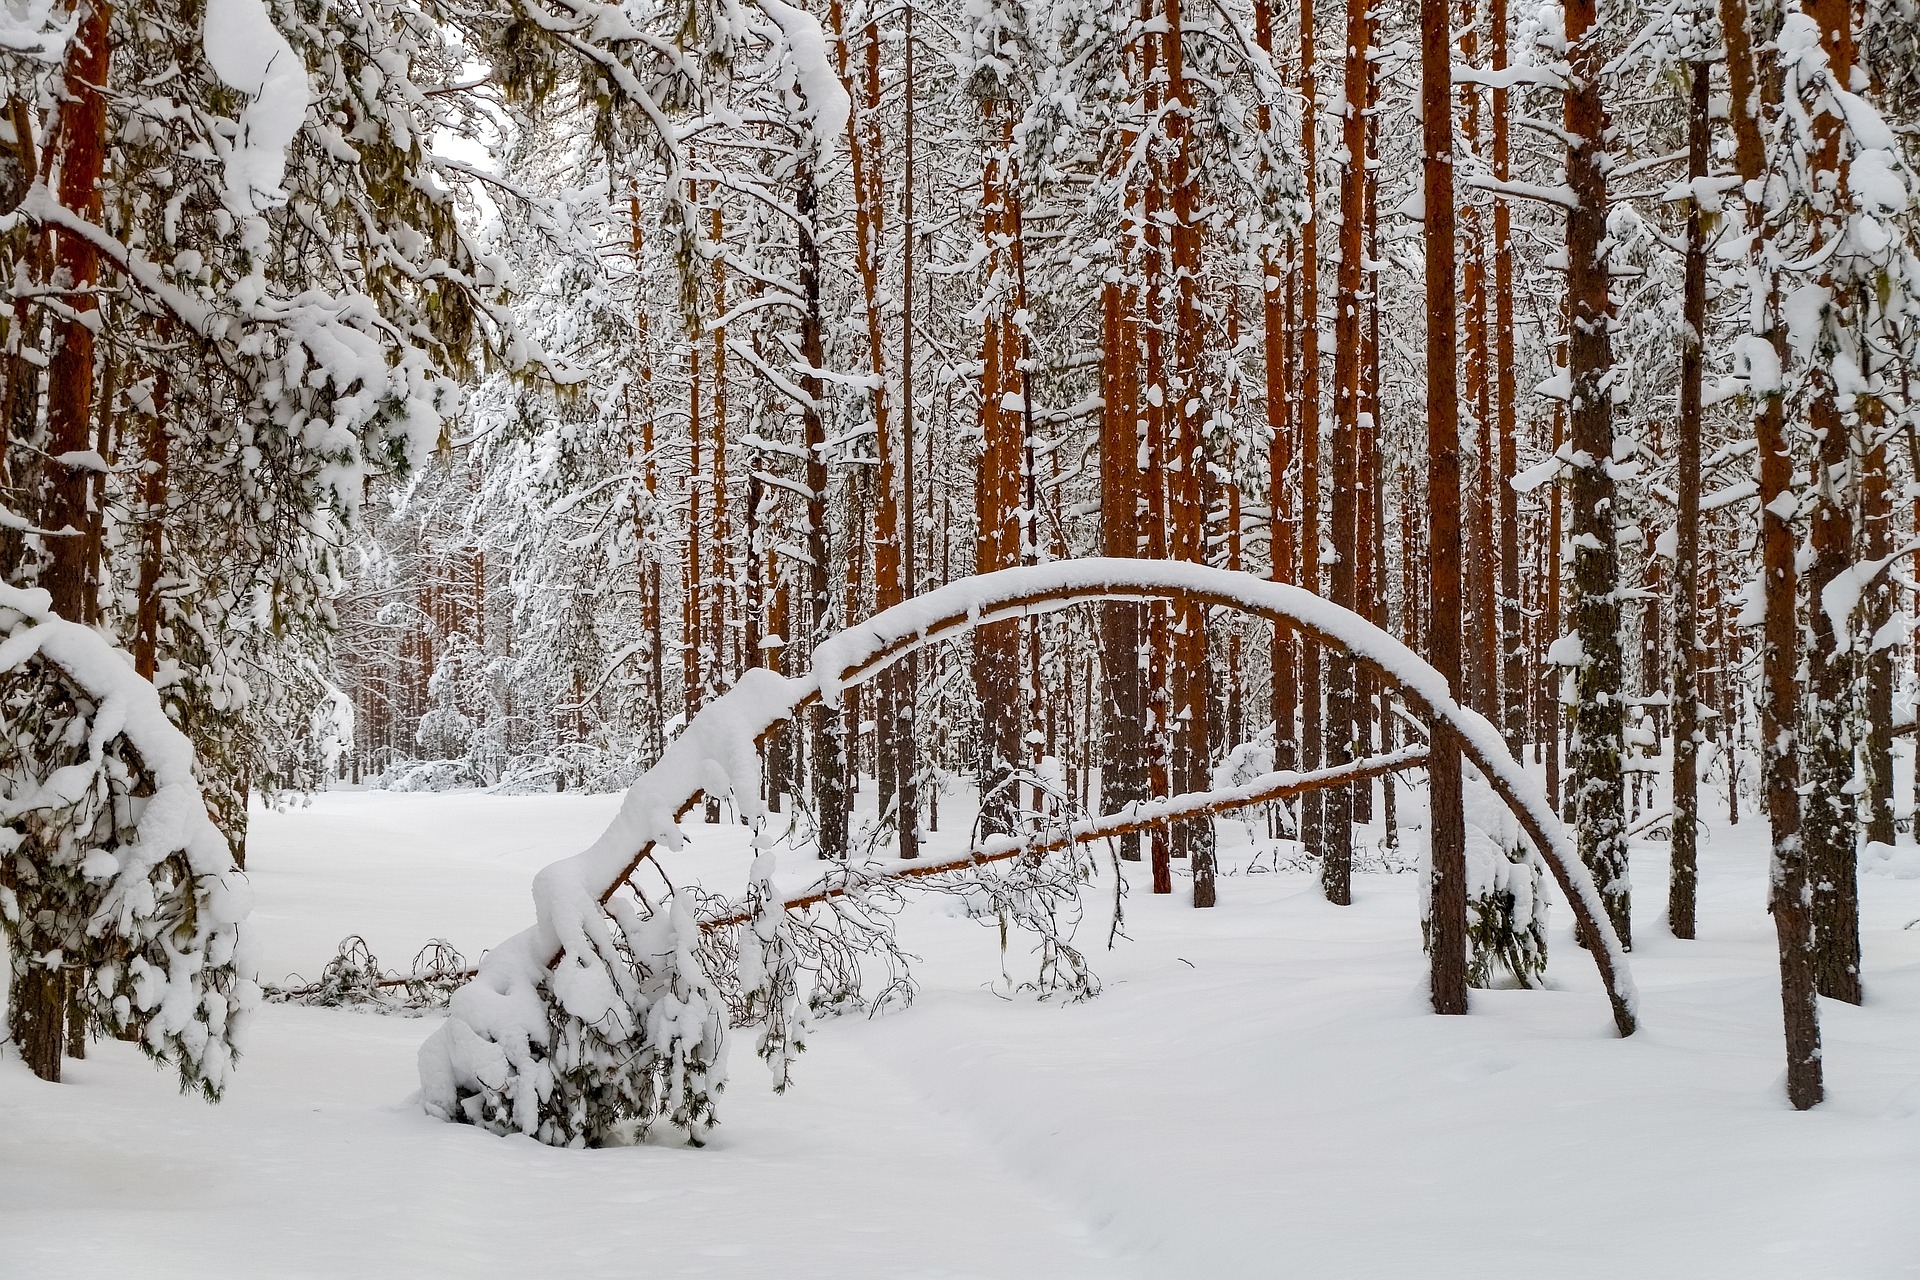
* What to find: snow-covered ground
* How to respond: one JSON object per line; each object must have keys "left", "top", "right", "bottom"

{"left": 5, "top": 783, "right": 1919, "bottom": 1277}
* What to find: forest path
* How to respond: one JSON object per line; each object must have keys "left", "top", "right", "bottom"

{"left": 3, "top": 788, "right": 1918, "bottom": 1277}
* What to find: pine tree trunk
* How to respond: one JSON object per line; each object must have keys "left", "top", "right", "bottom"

{"left": 1140, "top": 29, "right": 1174, "bottom": 892}
{"left": 706, "top": 205, "right": 730, "bottom": 823}
{"left": 1458, "top": 0, "right": 1496, "bottom": 719}
{"left": 1324, "top": 0, "right": 1370, "bottom": 906}
{"left": 1863, "top": 423, "right": 1894, "bottom": 851}
{"left": 632, "top": 194, "right": 665, "bottom": 769}
{"left": 897, "top": 9, "right": 921, "bottom": 857}
{"left": 10, "top": 964, "right": 65, "bottom": 1083}
{"left": 1669, "top": 60, "right": 1709, "bottom": 941}
{"left": 1422, "top": 0, "right": 1468, "bottom": 1016}
{"left": 1563, "top": 0, "right": 1628, "bottom": 948}
{"left": 133, "top": 363, "right": 170, "bottom": 681}
{"left": 1719, "top": 0, "right": 1821, "bottom": 1107}
{"left": 1102, "top": 236, "right": 1145, "bottom": 859}
{"left": 798, "top": 156, "right": 847, "bottom": 858}
{"left": 1545, "top": 401, "right": 1564, "bottom": 813}
{"left": 973, "top": 95, "right": 1023, "bottom": 840}
{"left": 1257, "top": 0, "right": 1297, "bottom": 835}
{"left": 1355, "top": 72, "right": 1382, "bottom": 827}
{"left": 1802, "top": 0, "right": 1861, "bottom": 1006}
{"left": 39, "top": 0, "right": 111, "bottom": 625}
{"left": 1491, "top": 0, "right": 1523, "bottom": 759}
{"left": 1162, "top": 0, "right": 1215, "bottom": 906}
{"left": 14, "top": 0, "right": 111, "bottom": 1083}
{"left": 0, "top": 94, "right": 40, "bottom": 587}
{"left": 686, "top": 337, "right": 705, "bottom": 748}
{"left": 1297, "top": 0, "right": 1324, "bottom": 866}
{"left": 767, "top": 576, "right": 791, "bottom": 811}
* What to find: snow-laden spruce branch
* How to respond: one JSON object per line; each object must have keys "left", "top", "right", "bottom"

{"left": 0, "top": 582, "right": 256, "bottom": 1097}
{"left": 419, "top": 562, "right": 1637, "bottom": 1148}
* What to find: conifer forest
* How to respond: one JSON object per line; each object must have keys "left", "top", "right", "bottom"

{"left": 2, "top": 0, "right": 1918, "bottom": 1272}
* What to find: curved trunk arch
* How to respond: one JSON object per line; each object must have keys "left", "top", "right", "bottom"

{"left": 548, "top": 561, "right": 1635, "bottom": 1037}
{"left": 425, "top": 563, "right": 1636, "bottom": 1142}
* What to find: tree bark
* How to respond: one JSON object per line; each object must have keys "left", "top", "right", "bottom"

{"left": 1863, "top": 419, "right": 1893, "bottom": 851}
{"left": 39, "top": 0, "right": 111, "bottom": 625}
{"left": 1802, "top": 0, "right": 1861, "bottom": 1006}
{"left": 898, "top": 6, "right": 921, "bottom": 857}
{"left": 1492, "top": 0, "right": 1523, "bottom": 758}
{"left": 798, "top": 154, "right": 847, "bottom": 857}
{"left": 1422, "top": 0, "right": 1468, "bottom": 1016}
{"left": 1669, "top": 61, "right": 1709, "bottom": 941}
{"left": 15, "top": 0, "right": 112, "bottom": 1083}
{"left": 706, "top": 203, "right": 730, "bottom": 824}
{"left": 1324, "top": 0, "right": 1370, "bottom": 906}
{"left": 1459, "top": 0, "right": 1496, "bottom": 719}
{"left": 1256, "top": 0, "right": 1298, "bottom": 838}
{"left": 1163, "top": 0, "right": 1215, "bottom": 907}
{"left": 1718, "top": 0, "right": 1821, "bottom": 1107}
{"left": 1563, "top": 0, "right": 1628, "bottom": 948}
{"left": 973, "top": 95, "right": 1024, "bottom": 839}
{"left": 1298, "top": 0, "right": 1325, "bottom": 866}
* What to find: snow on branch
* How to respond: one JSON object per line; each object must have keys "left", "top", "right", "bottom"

{"left": 201, "top": 0, "right": 310, "bottom": 216}
{"left": 0, "top": 0, "right": 71, "bottom": 58}
{"left": 756, "top": 0, "right": 850, "bottom": 164}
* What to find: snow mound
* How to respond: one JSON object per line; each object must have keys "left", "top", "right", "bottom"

{"left": 1864, "top": 841, "right": 1920, "bottom": 881}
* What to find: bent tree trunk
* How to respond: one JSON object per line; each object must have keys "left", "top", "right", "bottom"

{"left": 511, "top": 562, "right": 1641, "bottom": 1043}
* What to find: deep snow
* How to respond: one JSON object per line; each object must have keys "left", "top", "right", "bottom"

{"left": 4, "top": 783, "right": 1918, "bottom": 1277}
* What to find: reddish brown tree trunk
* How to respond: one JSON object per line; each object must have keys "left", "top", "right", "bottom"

{"left": 1492, "top": 0, "right": 1523, "bottom": 758}
{"left": 1459, "top": 0, "right": 1496, "bottom": 719}
{"left": 1324, "top": 0, "right": 1370, "bottom": 905}
{"left": 1163, "top": 0, "right": 1215, "bottom": 906}
{"left": 897, "top": 7, "right": 921, "bottom": 856}
{"left": 798, "top": 150, "right": 847, "bottom": 857}
{"left": 974, "top": 96, "right": 1024, "bottom": 839}
{"left": 1297, "top": 0, "right": 1325, "bottom": 864}
{"left": 1256, "top": 0, "right": 1298, "bottom": 819}
{"left": 1718, "top": 0, "right": 1820, "bottom": 1107}
{"left": 133, "top": 364, "right": 170, "bottom": 682}
{"left": 17, "top": 0, "right": 113, "bottom": 1083}
{"left": 1102, "top": 176, "right": 1146, "bottom": 859}
{"left": 1422, "top": 0, "right": 1468, "bottom": 1016}
{"left": 39, "top": 0, "right": 111, "bottom": 626}
{"left": 706, "top": 204, "right": 730, "bottom": 823}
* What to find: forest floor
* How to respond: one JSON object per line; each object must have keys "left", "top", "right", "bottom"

{"left": 3, "top": 780, "right": 1919, "bottom": 1278}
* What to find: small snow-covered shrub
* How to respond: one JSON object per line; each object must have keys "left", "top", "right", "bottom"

{"left": 431, "top": 888, "right": 731, "bottom": 1148}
